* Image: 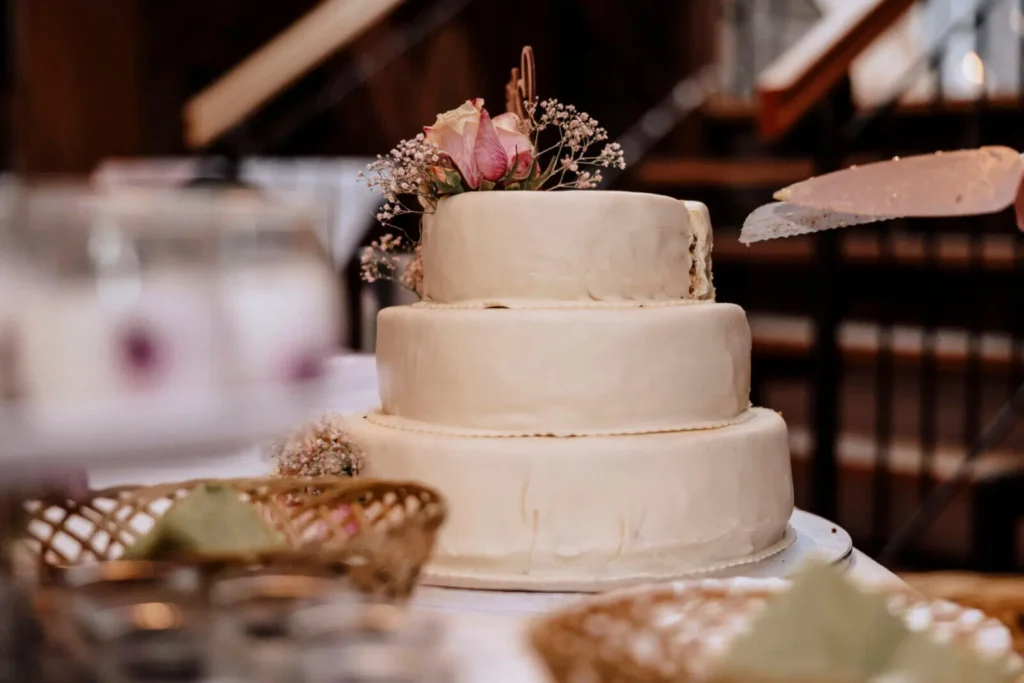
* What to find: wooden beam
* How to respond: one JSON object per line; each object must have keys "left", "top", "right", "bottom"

{"left": 637, "top": 156, "right": 814, "bottom": 187}
{"left": 750, "top": 314, "right": 1024, "bottom": 372}
{"left": 12, "top": 0, "right": 143, "bottom": 174}
{"left": 715, "top": 229, "right": 1020, "bottom": 271}
{"left": 636, "top": 153, "right": 882, "bottom": 188}
{"left": 704, "top": 92, "right": 1024, "bottom": 121}
{"left": 755, "top": 0, "right": 916, "bottom": 140}
{"left": 184, "top": 0, "right": 405, "bottom": 149}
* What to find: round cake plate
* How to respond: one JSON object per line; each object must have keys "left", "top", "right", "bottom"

{"left": 410, "top": 509, "right": 852, "bottom": 618}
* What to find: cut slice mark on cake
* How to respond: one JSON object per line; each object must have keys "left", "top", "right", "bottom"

{"left": 688, "top": 234, "right": 698, "bottom": 298}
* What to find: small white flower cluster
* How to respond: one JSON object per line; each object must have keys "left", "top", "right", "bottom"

{"left": 401, "top": 244, "right": 424, "bottom": 295}
{"left": 360, "top": 234, "right": 406, "bottom": 284}
{"left": 358, "top": 134, "right": 443, "bottom": 207}
{"left": 269, "top": 414, "right": 364, "bottom": 484}
{"left": 526, "top": 99, "right": 626, "bottom": 190}
{"left": 357, "top": 135, "right": 448, "bottom": 296}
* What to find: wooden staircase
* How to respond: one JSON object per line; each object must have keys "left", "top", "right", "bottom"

{"left": 621, "top": 0, "right": 1024, "bottom": 568}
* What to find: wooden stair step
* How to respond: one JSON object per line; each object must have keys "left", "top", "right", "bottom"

{"left": 715, "top": 229, "right": 1021, "bottom": 269}
{"left": 787, "top": 425, "right": 1019, "bottom": 482}
{"left": 760, "top": 366, "right": 1024, "bottom": 451}
{"left": 702, "top": 92, "right": 1024, "bottom": 122}
{"left": 749, "top": 313, "right": 1024, "bottom": 370}
{"left": 635, "top": 156, "right": 816, "bottom": 188}
{"left": 635, "top": 153, "right": 884, "bottom": 188}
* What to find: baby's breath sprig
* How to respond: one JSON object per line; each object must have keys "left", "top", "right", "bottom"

{"left": 357, "top": 134, "right": 452, "bottom": 234}
{"left": 524, "top": 99, "right": 626, "bottom": 191}
{"left": 269, "top": 414, "right": 364, "bottom": 495}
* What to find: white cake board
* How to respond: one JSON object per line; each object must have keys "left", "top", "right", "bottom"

{"left": 410, "top": 509, "right": 851, "bottom": 617}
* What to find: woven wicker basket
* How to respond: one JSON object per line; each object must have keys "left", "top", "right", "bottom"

{"left": 530, "top": 578, "right": 1022, "bottom": 683}
{"left": 901, "top": 572, "right": 1024, "bottom": 653}
{"left": 15, "top": 477, "right": 446, "bottom": 600}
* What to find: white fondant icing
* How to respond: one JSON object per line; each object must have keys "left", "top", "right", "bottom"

{"left": 421, "top": 191, "right": 712, "bottom": 305}
{"left": 376, "top": 303, "right": 751, "bottom": 435}
{"left": 350, "top": 407, "right": 795, "bottom": 586}
{"left": 352, "top": 191, "right": 796, "bottom": 587}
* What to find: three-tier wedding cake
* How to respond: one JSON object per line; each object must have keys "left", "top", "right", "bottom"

{"left": 348, "top": 189, "right": 795, "bottom": 591}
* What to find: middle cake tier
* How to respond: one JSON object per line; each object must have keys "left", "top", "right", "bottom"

{"left": 377, "top": 301, "right": 751, "bottom": 436}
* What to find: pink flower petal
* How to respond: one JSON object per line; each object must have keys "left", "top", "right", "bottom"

{"left": 491, "top": 113, "right": 534, "bottom": 180}
{"left": 506, "top": 145, "right": 533, "bottom": 179}
{"left": 425, "top": 124, "right": 480, "bottom": 189}
{"left": 489, "top": 112, "right": 520, "bottom": 130}
{"left": 474, "top": 109, "right": 508, "bottom": 183}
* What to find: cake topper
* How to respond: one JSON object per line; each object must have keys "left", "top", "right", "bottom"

{"left": 359, "top": 46, "right": 625, "bottom": 295}
{"left": 504, "top": 46, "right": 536, "bottom": 119}
{"left": 739, "top": 146, "right": 1024, "bottom": 244}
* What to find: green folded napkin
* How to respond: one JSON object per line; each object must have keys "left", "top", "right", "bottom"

{"left": 884, "top": 632, "right": 1019, "bottom": 683}
{"left": 711, "top": 563, "right": 1019, "bottom": 683}
{"left": 123, "top": 484, "right": 284, "bottom": 561}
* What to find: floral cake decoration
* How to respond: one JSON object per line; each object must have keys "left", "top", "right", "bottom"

{"left": 359, "top": 46, "right": 626, "bottom": 295}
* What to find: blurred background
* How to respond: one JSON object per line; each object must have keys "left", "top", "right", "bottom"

{"left": 6, "top": 0, "right": 1024, "bottom": 573}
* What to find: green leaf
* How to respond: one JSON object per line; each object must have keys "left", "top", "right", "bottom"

{"left": 499, "top": 152, "right": 523, "bottom": 184}
{"left": 518, "top": 158, "right": 548, "bottom": 191}
{"left": 526, "top": 157, "right": 541, "bottom": 180}
{"left": 504, "top": 182, "right": 522, "bottom": 191}
{"left": 539, "top": 154, "right": 559, "bottom": 180}
{"left": 522, "top": 154, "right": 560, "bottom": 191}
{"left": 124, "top": 484, "right": 284, "bottom": 561}
{"left": 479, "top": 179, "right": 496, "bottom": 191}
{"left": 443, "top": 168, "right": 463, "bottom": 187}
{"left": 433, "top": 179, "right": 461, "bottom": 196}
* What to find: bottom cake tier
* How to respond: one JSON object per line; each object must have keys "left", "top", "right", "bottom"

{"left": 347, "top": 407, "right": 795, "bottom": 591}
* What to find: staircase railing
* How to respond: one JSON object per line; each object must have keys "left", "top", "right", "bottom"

{"left": 755, "top": 0, "right": 918, "bottom": 140}
{"left": 181, "top": 0, "right": 475, "bottom": 155}
{"left": 802, "top": 0, "right": 1022, "bottom": 565}
{"left": 184, "top": 0, "right": 406, "bottom": 149}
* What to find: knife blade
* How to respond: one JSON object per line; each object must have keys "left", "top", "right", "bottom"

{"left": 740, "top": 202, "right": 897, "bottom": 245}
{"left": 740, "top": 146, "right": 1024, "bottom": 244}
{"left": 776, "top": 146, "right": 1024, "bottom": 216}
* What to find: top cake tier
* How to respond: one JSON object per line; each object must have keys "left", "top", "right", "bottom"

{"left": 420, "top": 191, "right": 713, "bottom": 306}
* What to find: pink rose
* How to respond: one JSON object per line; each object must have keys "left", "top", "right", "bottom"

{"left": 424, "top": 99, "right": 533, "bottom": 189}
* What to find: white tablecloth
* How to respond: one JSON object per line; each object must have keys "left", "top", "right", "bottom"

{"left": 86, "top": 353, "right": 904, "bottom": 683}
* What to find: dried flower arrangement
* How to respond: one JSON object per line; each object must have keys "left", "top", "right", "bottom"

{"left": 269, "top": 413, "right": 364, "bottom": 485}
{"left": 359, "top": 47, "right": 626, "bottom": 295}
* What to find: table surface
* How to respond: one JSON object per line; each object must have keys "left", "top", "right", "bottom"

{"left": 413, "top": 551, "right": 901, "bottom": 683}
{"left": 86, "top": 353, "right": 904, "bottom": 683}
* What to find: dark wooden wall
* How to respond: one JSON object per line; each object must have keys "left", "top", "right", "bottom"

{"left": 5, "top": 0, "right": 719, "bottom": 173}
{"left": 11, "top": 0, "right": 143, "bottom": 174}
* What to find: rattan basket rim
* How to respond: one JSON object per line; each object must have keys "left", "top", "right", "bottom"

{"left": 528, "top": 574, "right": 1014, "bottom": 683}
{"left": 75, "top": 476, "right": 441, "bottom": 501}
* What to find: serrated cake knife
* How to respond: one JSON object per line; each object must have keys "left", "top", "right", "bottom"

{"left": 740, "top": 146, "right": 1024, "bottom": 244}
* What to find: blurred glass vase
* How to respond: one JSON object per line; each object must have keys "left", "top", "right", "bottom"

{"left": 0, "top": 183, "right": 341, "bottom": 468}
